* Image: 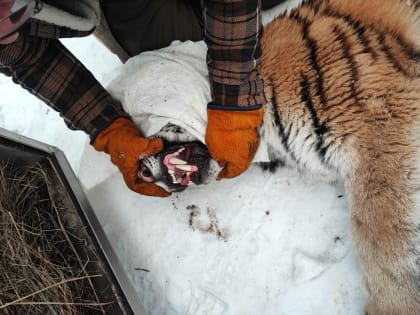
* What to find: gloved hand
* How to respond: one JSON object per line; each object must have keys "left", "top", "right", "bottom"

{"left": 205, "top": 107, "right": 264, "bottom": 179}
{"left": 93, "top": 117, "right": 171, "bottom": 197}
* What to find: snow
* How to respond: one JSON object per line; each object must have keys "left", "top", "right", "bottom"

{"left": 86, "top": 167, "right": 365, "bottom": 315}
{"left": 0, "top": 1, "right": 367, "bottom": 314}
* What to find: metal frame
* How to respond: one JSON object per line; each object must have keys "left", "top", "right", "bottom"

{"left": 0, "top": 127, "right": 148, "bottom": 315}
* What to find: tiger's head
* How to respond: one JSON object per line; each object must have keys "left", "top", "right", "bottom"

{"left": 138, "top": 124, "right": 222, "bottom": 193}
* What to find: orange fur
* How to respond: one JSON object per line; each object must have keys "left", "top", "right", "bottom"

{"left": 260, "top": 0, "right": 420, "bottom": 314}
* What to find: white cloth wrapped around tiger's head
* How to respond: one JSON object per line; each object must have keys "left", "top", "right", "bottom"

{"left": 107, "top": 40, "right": 269, "bottom": 193}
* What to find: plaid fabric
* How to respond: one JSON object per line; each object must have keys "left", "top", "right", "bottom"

{"left": 203, "top": 0, "right": 267, "bottom": 110}
{"left": 0, "top": 21, "right": 128, "bottom": 142}
{"left": 28, "top": 20, "right": 93, "bottom": 39}
{"left": 0, "top": 1, "right": 268, "bottom": 145}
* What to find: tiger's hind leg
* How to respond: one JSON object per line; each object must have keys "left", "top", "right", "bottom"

{"left": 349, "top": 152, "right": 420, "bottom": 315}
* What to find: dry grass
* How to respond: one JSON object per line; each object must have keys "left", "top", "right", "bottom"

{"left": 0, "top": 161, "right": 111, "bottom": 314}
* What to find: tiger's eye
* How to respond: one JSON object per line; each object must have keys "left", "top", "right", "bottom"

{"left": 141, "top": 168, "right": 152, "bottom": 178}
{"left": 138, "top": 166, "right": 154, "bottom": 182}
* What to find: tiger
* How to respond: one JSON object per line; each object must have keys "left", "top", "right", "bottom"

{"left": 138, "top": 0, "right": 420, "bottom": 314}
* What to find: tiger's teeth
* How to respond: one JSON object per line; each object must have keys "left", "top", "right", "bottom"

{"left": 168, "top": 170, "right": 179, "bottom": 183}
{"left": 176, "top": 164, "right": 193, "bottom": 172}
{"left": 169, "top": 157, "right": 187, "bottom": 165}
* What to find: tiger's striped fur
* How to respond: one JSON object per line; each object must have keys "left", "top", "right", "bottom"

{"left": 260, "top": 0, "right": 420, "bottom": 314}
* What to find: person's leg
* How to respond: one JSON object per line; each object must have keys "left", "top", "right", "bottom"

{"left": 100, "top": 0, "right": 203, "bottom": 57}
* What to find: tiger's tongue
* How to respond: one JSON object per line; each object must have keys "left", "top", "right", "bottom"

{"left": 163, "top": 147, "right": 198, "bottom": 185}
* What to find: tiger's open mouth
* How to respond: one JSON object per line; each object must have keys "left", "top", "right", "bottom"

{"left": 162, "top": 146, "right": 199, "bottom": 186}
{"left": 138, "top": 142, "right": 217, "bottom": 192}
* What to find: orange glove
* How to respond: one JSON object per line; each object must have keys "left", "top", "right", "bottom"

{"left": 205, "top": 107, "right": 264, "bottom": 179}
{"left": 93, "top": 117, "right": 171, "bottom": 197}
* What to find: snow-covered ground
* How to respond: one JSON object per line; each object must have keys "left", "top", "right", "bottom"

{"left": 0, "top": 1, "right": 367, "bottom": 314}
